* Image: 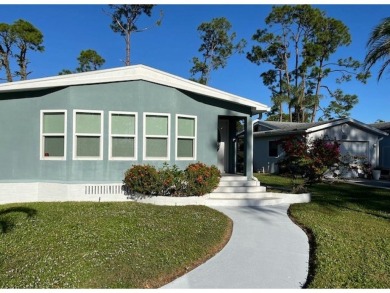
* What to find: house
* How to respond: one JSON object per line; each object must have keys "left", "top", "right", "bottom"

{"left": 0, "top": 65, "right": 269, "bottom": 202}
{"left": 369, "top": 122, "right": 390, "bottom": 172}
{"left": 252, "top": 118, "right": 388, "bottom": 174}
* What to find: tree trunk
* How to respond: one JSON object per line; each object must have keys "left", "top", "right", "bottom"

{"left": 126, "top": 31, "right": 131, "bottom": 66}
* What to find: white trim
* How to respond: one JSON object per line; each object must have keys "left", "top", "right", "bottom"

{"left": 109, "top": 111, "right": 138, "bottom": 161}
{"left": 0, "top": 65, "right": 270, "bottom": 114}
{"left": 40, "top": 110, "right": 67, "bottom": 161}
{"left": 143, "top": 112, "right": 171, "bottom": 161}
{"left": 175, "top": 114, "right": 197, "bottom": 161}
{"left": 73, "top": 109, "right": 104, "bottom": 160}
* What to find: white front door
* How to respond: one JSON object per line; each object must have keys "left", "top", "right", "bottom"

{"left": 217, "top": 119, "right": 229, "bottom": 173}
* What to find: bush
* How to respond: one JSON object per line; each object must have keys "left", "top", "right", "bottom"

{"left": 123, "top": 164, "right": 159, "bottom": 195}
{"left": 123, "top": 162, "right": 221, "bottom": 197}
{"left": 184, "top": 163, "right": 221, "bottom": 196}
{"left": 279, "top": 135, "right": 340, "bottom": 184}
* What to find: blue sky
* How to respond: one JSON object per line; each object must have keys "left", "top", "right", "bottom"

{"left": 0, "top": 3, "right": 389, "bottom": 123}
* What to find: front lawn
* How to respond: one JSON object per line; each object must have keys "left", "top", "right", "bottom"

{"left": 256, "top": 173, "right": 390, "bottom": 288}
{"left": 0, "top": 202, "right": 232, "bottom": 288}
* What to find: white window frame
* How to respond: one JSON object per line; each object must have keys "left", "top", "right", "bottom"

{"left": 109, "top": 111, "right": 138, "bottom": 161}
{"left": 40, "top": 110, "right": 67, "bottom": 161}
{"left": 143, "top": 112, "right": 170, "bottom": 161}
{"left": 175, "top": 114, "right": 197, "bottom": 160}
{"left": 73, "top": 109, "right": 104, "bottom": 160}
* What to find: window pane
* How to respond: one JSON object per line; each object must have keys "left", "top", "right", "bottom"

{"left": 76, "top": 113, "right": 101, "bottom": 134}
{"left": 177, "top": 138, "right": 194, "bottom": 158}
{"left": 178, "top": 117, "right": 195, "bottom": 137}
{"left": 111, "top": 114, "right": 135, "bottom": 135}
{"left": 44, "top": 136, "right": 64, "bottom": 157}
{"left": 146, "top": 115, "right": 168, "bottom": 135}
{"left": 146, "top": 138, "right": 167, "bottom": 158}
{"left": 77, "top": 136, "right": 100, "bottom": 157}
{"left": 112, "top": 137, "right": 135, "bottom": 157}
{"left": 269, "top": 141, "right": 278, "bottom": 157}
{"left": 43, "top": 113, "right": 64, "bottom": 133}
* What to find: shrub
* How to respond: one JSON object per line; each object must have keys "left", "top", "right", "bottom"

{"left": 123, "top": 162, "right": 221, "bottom": 197}
{"left": 279, "top": 135, "right": 340, "bottom": 184}
{"left": 184, "top": 162, "right": 221, "bottom": 196}
{"left": 157, "top": 163, "right": 185, "bottom": 196}
{"left": 123, "top": 164, "right": 159, "bottom": 195}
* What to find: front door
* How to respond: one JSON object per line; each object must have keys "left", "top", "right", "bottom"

{"left": 217, "top": 119, "right": 229, "bottom": 173}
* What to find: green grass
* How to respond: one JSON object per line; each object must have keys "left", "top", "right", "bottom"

{"left": 0, "top": 202, "right": 232, "bottom": 289}
{"left": 255, "top": 173, "right": 390, "bottom": 288}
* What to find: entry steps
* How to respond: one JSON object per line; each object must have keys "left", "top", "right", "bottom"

{"left": 205, "top": 175, "right": 310, "bottom": 206}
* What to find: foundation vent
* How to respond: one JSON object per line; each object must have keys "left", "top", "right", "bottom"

{"left": 84, "top": 184, "right": 131, "bottom": 195}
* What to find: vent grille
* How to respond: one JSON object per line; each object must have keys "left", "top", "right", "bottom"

{"left": 84, "top": 184, "right": 131, "bottom": 195}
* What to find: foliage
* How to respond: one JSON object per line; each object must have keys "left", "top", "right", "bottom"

{"left": 0, "top": 202, "right": 232, "bottom": 288}
{"left": 190, "top": 17, "right": 246, "bottom": 85}
{"left": 123, "top": 164, "right": 159, "bottom": 195}
{"left": 247, "top": 5, "right": 367, "bottom": 122}
{"left": 59, "top": 49, "right": 105, "bottom": 75}
{"left": 184, "top": 162, "right": 221, "bottom": 196}
{"left": 123, "top": 162, "right": 221, "bottom": 197}
{"left": 107, "top": 4, "right": 163, "bottom": 66}
{"left": 255, "top": 173, "right": 390, "bottom": 288}
{"left": 0, "top": 19, "right": 44, "bottom": 82}
{"left": 364, "top": 16, "right": 390, "bottom": 81}
{"left": 279, "top": 135, "right": 340, "bottom": 184}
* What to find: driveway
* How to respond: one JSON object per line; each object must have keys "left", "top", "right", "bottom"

{"left": 162, "top": 204, "right": 309, "bottom": 289}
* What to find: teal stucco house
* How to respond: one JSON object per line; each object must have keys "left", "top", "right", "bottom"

{"left": 0, "top": 65, "right": 269, "bottom": 203}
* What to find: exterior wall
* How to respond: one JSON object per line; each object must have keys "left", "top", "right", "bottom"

{"left": 253, "top": 123, "right": 382, "bottom": 174}
{"left": 307, "top": 123, "right": 379, "bottom": 167}
{"left": 0, "top": 80, "right": 251, "bottom": 184}
{"left": 253, "top": 135, "right": 285, "bottom": 174}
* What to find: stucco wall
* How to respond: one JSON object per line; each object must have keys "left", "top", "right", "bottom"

{"left": 0, "top": 80, "right": 251, "bottom": 183}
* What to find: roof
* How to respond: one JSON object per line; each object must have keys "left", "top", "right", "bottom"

{"left": 0, "top": 64, "right": 270, "bottom": 115}
{"left": 369, "top": 122, "right": 390, "bottom": 133}
{"left": 253, "top": 118, "right": 389, "bottom": 137}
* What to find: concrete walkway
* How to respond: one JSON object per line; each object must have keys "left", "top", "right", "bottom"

{"left": 162, "top": 204, "right": 309, "bottom": 289}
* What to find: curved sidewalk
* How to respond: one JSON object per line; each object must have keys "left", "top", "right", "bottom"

{"left": 162, "top": 204, "right": 309, "bottom": 289}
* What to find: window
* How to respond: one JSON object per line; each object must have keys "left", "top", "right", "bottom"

{"left": 109, "top": 112, "right": 137, "bottom": 160}
{"left": 269, "top": 141, "right": 279, "bottom": 157}
{"left": 176, "top": 115, "right": 197, "bottom": 160}
{"left": 143, "top": 113, "right": 170, "bottom": 160}
{"left": 73, "top": 110, "right": 103, "bottom": 160}
{"left": 40, "top": 110, "right": 66, "bottom": 160}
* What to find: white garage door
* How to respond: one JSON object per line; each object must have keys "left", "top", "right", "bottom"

{"left": 339, "top": 141, "right": 369, "bottom": 157}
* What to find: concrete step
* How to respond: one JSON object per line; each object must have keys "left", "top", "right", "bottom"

{"left": 220, "top": 175, "right": 248, "bottom": 181}
{"left": 218, "top": 180, "right": 260, "bottom": 187}
{"left": 214, "top": 186, "right": 266, "bottom": 193}
{"left": 209, "top": 192, "right": 273, "bottom": 199}
{"left": 205, "top": 197, "right": 287, "bottom": 207}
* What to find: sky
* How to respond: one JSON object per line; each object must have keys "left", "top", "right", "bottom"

{"left": 0, "top": 2, "right": 389, "bottom": 123}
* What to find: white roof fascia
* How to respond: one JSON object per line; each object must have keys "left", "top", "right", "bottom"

{"left": 0, "top": 65, "right": 270, "bottom": 114}
{"left": 306, "top": 118, "right": 389, "bottom": 136}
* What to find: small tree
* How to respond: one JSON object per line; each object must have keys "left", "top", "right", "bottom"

{"left": 279, "top": 135, "right": 340, "bottom": 184}
{"left": 106, "top": 4, "right": 163, "bottom": 66}
{"left": 59, "top": 49, "right": 105, "bottom": 75}
{"left": 190, "top": 17, "right": 246, "bottom": 85}
{"left": 0, "top": 19, "right": 44, "bottom": 82}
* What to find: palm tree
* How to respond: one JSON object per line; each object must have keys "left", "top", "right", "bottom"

{"left": 364, "top": 17, "right": 390, "bottom": 81}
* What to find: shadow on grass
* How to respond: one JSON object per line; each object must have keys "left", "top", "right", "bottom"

{"left": 309, "top": 183, "right": 390, "bottom": 219}
{"left": 0, "top": 206, "right": 37, "bottom": 233}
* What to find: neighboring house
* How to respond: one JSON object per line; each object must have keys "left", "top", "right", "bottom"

{"left": 369, "top": 122, "right": 390, "bottom": 170}
{"left": 0, "top": 65, "right": 269, "bottom": 201}
{"left": 252, "top": 118, "right": 388, "bottom": 174}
